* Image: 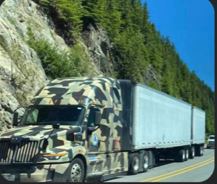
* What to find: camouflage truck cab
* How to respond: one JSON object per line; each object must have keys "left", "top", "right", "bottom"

{"left": 0, "top": 77, "right": 128, "bottom": 182}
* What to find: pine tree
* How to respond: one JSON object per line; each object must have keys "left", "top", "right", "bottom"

{"left": 36, "top": 0, "right": 215, "bottom": 135}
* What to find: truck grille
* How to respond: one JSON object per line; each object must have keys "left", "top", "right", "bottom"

{"left": 0, "top": 139, "right": 42, "bottom": 164}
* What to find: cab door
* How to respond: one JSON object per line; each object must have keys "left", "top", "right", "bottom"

{"left": 86, "top": 106, "right": 112, "bottom": 175}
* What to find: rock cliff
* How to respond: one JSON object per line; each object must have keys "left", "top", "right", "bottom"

{"left": 0, "top": 0, "right": 112, "bottom": 132}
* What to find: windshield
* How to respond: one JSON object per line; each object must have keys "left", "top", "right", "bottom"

{"left": 21, "top": 105, "right": 85, "bottom": 126}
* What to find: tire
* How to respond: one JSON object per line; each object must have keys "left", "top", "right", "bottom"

{"left": 68, "top": 158, "right": 85, "bottom": 182}
{"left": 142, "top": 151, "right": 149, "bottom": 172}
{"left": 185, "top": 148, "right": 189, "bottom": 161}
{"left": 148, "top": 151, "right": 156, "bottom": 169}
{"left": 199, "top": 146, "right": 204, "bottom": 156}
{"left": 176, "top": 149, "right": 185, "bottom": 162}
{"left": 129, "top": 153, "right": 140, "bottom": 175}
{"left": 195, "top": 145, "right": 204, "bottom": 156}
{"left": 189, "top": 146, "right": 195, "bottom": 159}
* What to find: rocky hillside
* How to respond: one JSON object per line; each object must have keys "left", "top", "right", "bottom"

{"left": 0, "top": 0, "right": 113, "bottom": 132}
{"left": 0, "top": 0, "right": 214, "bottom": 134}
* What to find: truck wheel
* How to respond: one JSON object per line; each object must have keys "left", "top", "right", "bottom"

{"left": 185, "top": 149, "right": 189, "bottom": 161}
{"left": 69, "top": 158, "right": 85, "bottom": 182}
{"left": 129, "top": 153, "right": 140, "bottom": 175}
{"left": 195, "top": 145, "right": 204, "bottom": 156}
{"left": 176, "top": 149, "right": 185, "bottom": 162}
{"left": 189, "top": 146, "right": 195, "bottom": 159}
{"left": 143, "top": 151, "right": 149, "bottom": 172}
{"left": 148, "top": 151, "right": 155, "bottom": 169}
{"left": 198, "top": 146, "right": 204, "bottom": 156}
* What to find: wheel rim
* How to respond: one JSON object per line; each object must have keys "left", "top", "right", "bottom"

{"left": 144, "top": 155, "right": 149, "bottom": 170}
{"left": 186, "top": 150, "right": 189, "bottom": 159}
{"left": 200, "top": 147, "right": 204, "bottom": 155}
{"left": 133, "top": 157, "right": 139, "bottom": 171}
{"left": 182, "top": 150, "right": 185, "bottom": 160}
{"left": 192, "top": 147, "right": 195, "bottom": 157}
{"left": 71, "top": 163, "right": 82, "bottom": 182}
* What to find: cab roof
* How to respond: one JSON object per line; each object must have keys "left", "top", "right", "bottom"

{"left": 32, "top": 77, "right": 119, "bottom": 106}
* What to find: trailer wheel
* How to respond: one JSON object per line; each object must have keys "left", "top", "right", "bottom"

{"left": 185, "top": 149, "right": 189, "bottom": 161}
{"left": 195, "top": 145, "right": 204, "bottom": 156}
{"left": 176, "top": 149, "right": 185, "bottom": 162}
{"left": 189, "top": 146, "right": 195, "bottom": 159}
{"left": 129, "top": 153, "right": 140, "bottom": 175}
{"left": 143, "top": 151, "right": 149, "bottom": 172}
{"left": 198, "top": 146, "right": 204, "bottom": 156}
{"left": 68, "top": 158, "right": 85, "bottom": 182}
{"left": 148, "top": 151, "right": 155, "bottom": 169}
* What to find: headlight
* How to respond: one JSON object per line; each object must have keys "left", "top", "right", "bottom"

{"left": 39, "top": 151, "right": 68, "bottom": 160}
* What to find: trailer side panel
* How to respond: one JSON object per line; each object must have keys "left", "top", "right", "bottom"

{"left": 132, "top": 84, "right": 192, "bottom": 150}
{"left": 192, "top": 107, "right": 205, "bottom": 144}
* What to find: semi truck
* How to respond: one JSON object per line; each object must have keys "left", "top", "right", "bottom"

{"left": 0, "top": 77, "right": 205, "bottom": 182}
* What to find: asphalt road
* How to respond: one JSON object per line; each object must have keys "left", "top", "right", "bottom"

{"left": 106, "top": 149, "right": 215, "bottom": 182}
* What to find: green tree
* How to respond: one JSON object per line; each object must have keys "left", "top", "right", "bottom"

{"left": 35, "top": 0, "right": 215, "bottom": 135}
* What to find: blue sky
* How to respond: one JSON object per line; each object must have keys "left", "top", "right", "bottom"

{"left": 142, "top": 0, "right": 214, "bottom": 91}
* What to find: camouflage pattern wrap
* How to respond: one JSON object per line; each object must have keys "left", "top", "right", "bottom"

{"left": 0, "top": 77, "right": 129, "bottom": 182}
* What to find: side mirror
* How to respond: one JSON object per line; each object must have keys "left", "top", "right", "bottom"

{"left": 87, "top": 108, "right": 101, "bottom": 131}
{"left": 13, "top": 112, "right": 19, "bottom": 126}
{"left": 13, "top": 107, "right": 25, "bottom": 126}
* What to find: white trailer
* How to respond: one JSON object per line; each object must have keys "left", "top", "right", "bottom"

{"left": 132, "top": 84, "right": 192, "bottom": 149}
{"left": 119, "top": 80, "right": 206, "bottom": 175}
{"left": 191, "top": 107, "right": 206, "bottom": 155}
{"left": 192, "top": 107, "right": 206, "bottom": 144}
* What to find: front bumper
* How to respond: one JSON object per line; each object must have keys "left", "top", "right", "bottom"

{"left": 0, "top": 163, "right": 71, "bottom": 182}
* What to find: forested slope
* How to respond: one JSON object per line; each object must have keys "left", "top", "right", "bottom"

{"left": 34, "top": 0, "right": 214, "bottom": 134}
